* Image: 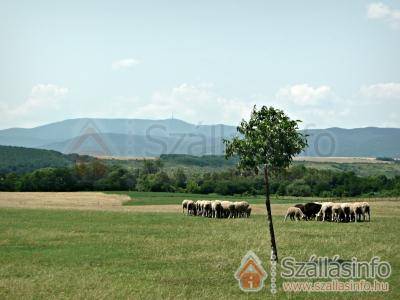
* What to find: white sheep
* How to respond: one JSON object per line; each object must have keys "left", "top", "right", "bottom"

{"left": 331, "top": 203, "right": 343, "bottom": 222}
{"left": 221, "top": 201, "right": 234, "bottom": 218}
{"left": 211, "top": 200, "right": 223, "bottom": 218}
{"left": 284, "top": 207, "right": 305, "bottom": 221}
{"left": 316, "top": 202, "right": 334, "bottom": 222}
{"left": 361, "top": 202, "right": 371, "bottom": 221}
{"left": 182, "top": 199, "right": 253, "bottom": 220}
{"left": 351, "top": 202, "right": 364, "bottom": 222}
{"left": 182, "top": 199, "right": 189, "bottom": 214}
{"left": 340, "top": 203, "right": 351, "bottom": 222}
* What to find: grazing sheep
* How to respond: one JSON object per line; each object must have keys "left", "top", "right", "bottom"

{"left": 303, "top": 202, "right": 322, "bottom": 220}
{"left": 234, "top": 201, "right": 249, "bottom": 218}
{"left": 187, "top": 200, "right": 197, "bottom": 216}
{"left": 351, "top": 202, "right": 364, "bottom": 222}
{"left": 294, "top": 204, "right": 305, "bottom": 214}
{"left": 221, "top": 201, "right": 235, "bottom": 218}
{"left": 228, "top": 202, "right": 236, "bottom": 218}
{"left": 202, "top": 200, "right": 212, "bottom": 217}
{"left": 183, "top": 199, "right": 253, "bottom": 219}
{"left": 182, "top": 199, "right": 189, "bottom": 214}
{"left": 340, "top": 203, "right": 351, "bottom": 222}
{"left": 284, "top": 207, "right": 306, "bottom": 221}
{"left": 196, "top": 200, "right": 205, "bottom": 216}
{"left": 246, "top": 206, "right": 252, "bottom": 218}
{"left": 211, "top": 200, "right": 223, "bottom": 218}
{"left": 361, "top": 202, "right": 370, "bottom": 221}
{"left": 331, "top": 203, "right": 343, "bottom": 222}
{"left": 316, "top": 202, "right": 334, "bottom": 221}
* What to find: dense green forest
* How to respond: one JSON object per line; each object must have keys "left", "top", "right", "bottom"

{"left": 1, "top": 158, "right": 399, "bottom": 197}
{"left": 0, "top": 146, "right": 93, "bottom": 174}
{"left": 0, "top": 146, "right": 399, "bottom": 196}
{"left": 2, "top": 145, "right": 400, "bottom": 178}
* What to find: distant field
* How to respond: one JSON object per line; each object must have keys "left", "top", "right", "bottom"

{"left": 293, "top": 156, "right": 391, "bottom": 163}
{"left": 99, "top": 155, "right": 400, "bottom": 178}
{"left": 294, "top": 161, "right": 400, "bottom": 178}
{"left": 0, "top": 192, "right": 130, "bottom": 211}
{"left": 113, "top": 191, "right": 316, "bottom": 206}
{"left": 96, "top": 155, "right": 157, "bottom": 160}
{"left": 0, "top": 193, "right": 398, "bottom": 299}
{"left": 98, "top": 155, "right": 392, "bottom": 164}
{"left": 112, "top": 191, "right": 400, "bottom": 206}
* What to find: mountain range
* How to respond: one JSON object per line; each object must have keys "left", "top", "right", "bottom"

{"left": 0, "top": 118, "right": 399, "bottom": 158}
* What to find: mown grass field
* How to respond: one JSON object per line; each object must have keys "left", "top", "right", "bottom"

{"left": 0, "top": 193, "right": 399, "bottom": 299}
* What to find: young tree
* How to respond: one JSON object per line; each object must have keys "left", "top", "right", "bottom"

{"left": 224, "top": 106, "right": 307, "bottom": 262}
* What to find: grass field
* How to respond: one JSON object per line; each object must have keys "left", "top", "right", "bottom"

{"left": 0, "top": 192, "right": 399, "bottom": 299}
{"left": 114, "top": 191, "right": 319, "bottom": 206}
{"left": 112, "top": 191, "right": 399, "bottom": 206}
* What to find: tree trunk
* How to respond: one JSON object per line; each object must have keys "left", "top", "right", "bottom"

{"left": 264, "top": 165, "right": 278, "bottom": 262}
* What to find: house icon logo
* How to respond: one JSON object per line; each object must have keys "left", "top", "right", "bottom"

{"left": 234, "top": 251, "right": 267, "bottom": 292}
{"left": 65, "top": 119, "right": 113, "bottom": 156}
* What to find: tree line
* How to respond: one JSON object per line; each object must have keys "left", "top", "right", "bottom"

{"left": 1, "top": 159, "right": 399, "bottom": 197}
{"left": 0, "top": 145, "right": 92, "bottom": 174}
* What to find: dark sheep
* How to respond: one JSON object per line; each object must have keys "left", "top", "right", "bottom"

{"left": 187, "top": 200, "right": 197, "bottom": 216}
{"left": 294, "top": 204, "right": 305, "bottom": 213}
{"left": 303, "top": 202, "right": 322, "bottom": 220}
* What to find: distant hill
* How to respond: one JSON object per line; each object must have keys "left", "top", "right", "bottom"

{"left": 0, "top": 118, "right": 399, "bottom": 158}
{"left": 0, "top": 145, "right": 91, "bottom": 174}
{"left": 302, "top": 127, "right": 400, "bottom": 157}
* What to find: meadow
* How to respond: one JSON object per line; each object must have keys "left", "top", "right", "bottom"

{"left": 112, "top": 191, "right": 398, "bottom": 206}
{"left": 113, "top": 191, "right": 316, "bottom": 206}
{"left": 0, "top": 192, "right": 398, "bottom": 299}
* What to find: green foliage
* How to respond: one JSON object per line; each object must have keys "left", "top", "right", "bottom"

{"left": 186, "top": 180, "right": 200, "bottom": 193}
{"left": 142, "top": 159, "right": 163, "bottom": 174}
{"left": 173, "top": 168, "right": 187, "bottom": 188}
{"left": 0, "top": 145, "right": 92, "bottom": 174}
{"left": 224, "top": 106, "right": 307, "bottom": 173}
{"left": 285, "top": 179, "right": 312, "bottom": 197}
{"left": 1, "top": 147, "right": 400, "bottom": 197}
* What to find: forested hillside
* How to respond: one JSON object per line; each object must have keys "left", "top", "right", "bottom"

{"left": 1, "top": 157, "right": 399, "bottom": 197}
{"left": 0, "top": 146, "right": 91, "bottom": 174}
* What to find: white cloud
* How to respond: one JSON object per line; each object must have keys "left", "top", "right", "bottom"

{"left": 360, "top": 82, "right": 400, "bottom": 101}
{"left": 0, "top": 84, "right": 68, "bottom": 128}
{"left": 111, "top": 58, "right": 140, "bottom": 70}
{"left": 138, "top": 84, "right": 251, "bottom": 124}
{"left": 25, "top": 84, "right": 68, "bottom": 110}
{"left": 2, "top": 82, "right": 400, "bottom": 130}
{"left": 276, "top": 84, "right": 332, "bottom": 106}
{"left": 367, "top": 2, "right": 400, "bottom": 29}
{"left": 97, "top": 84, "right": 251, "bottom": 125}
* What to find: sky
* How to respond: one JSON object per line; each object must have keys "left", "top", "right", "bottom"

{"left": 0, "top": 0, "right": 399, "bottom": 129}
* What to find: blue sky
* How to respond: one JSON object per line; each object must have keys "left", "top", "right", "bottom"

{"left": 0, "top": 0, "right": 399, "bottom": 129}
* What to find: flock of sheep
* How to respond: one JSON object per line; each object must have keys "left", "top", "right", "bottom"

{"left": 285, "top": 201, "right": 371, "bottom": 222}
{"left": 181, "top": 199, "right": 371, "bottom": 223}
{"left": 182, "top": 199, "right": 252, "bottom": 218}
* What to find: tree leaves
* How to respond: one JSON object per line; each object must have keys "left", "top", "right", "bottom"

{"left": 224, "top": 105, "right": 308, "bottom": 174}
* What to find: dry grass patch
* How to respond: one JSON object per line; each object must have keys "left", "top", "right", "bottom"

{"left": 0, "top": 192, "right": 130, "bottom": 211}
